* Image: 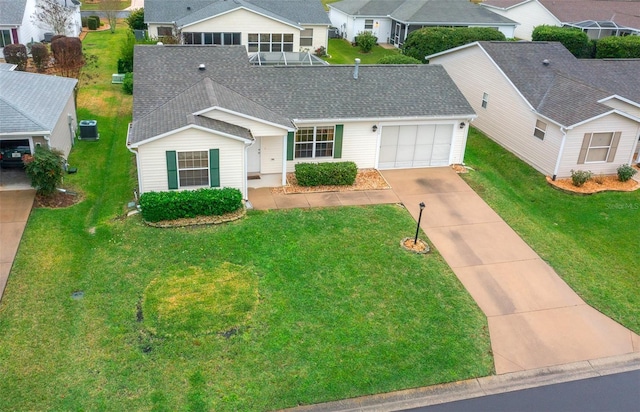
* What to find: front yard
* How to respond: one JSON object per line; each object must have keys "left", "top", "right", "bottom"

{"left": 0, "top": 28, "right": 492, "bottom": 410}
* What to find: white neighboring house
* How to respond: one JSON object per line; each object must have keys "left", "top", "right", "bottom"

{"left": 128, "top": 45, "right": 477, "bottom": 199}
{"left": 144, "top": 0, "right": 331, "bottom": 54}
{"left": 328, "top": 0, "right": 518, "bottom": 47}
{"left": 0, "top": 0, "right": 81, "bottom": 55}
{"left": 0, "top": 68, "right": 78, "bottom": 161}
{"left": 481, "top": 0, "right": 640, "bottom": 40}
{"left": 427, "top": 41, "right": 640, "bottom": 179}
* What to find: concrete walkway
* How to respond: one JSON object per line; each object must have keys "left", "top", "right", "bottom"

{"left": 0, "top": 190, "right": 35, "bottom": 302}
{"left": 248, "top": 168, "right": 640, "bottom": 374}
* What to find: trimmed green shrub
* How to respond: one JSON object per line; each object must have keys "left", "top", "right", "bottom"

{"left": 2, "top": 44, "right": 28, "bottom": 71}
{"left": 570, "top": 169, "right": 592, "bottom": 187}
{"left": 23, "top": 146, "right": 64, "bottom": 196}
{"left": 355, "top": 31, "right": 377, "bottom": 53}
{"left": 88, "top": 17, "right": 98, "bottom": 30}
{"left": 532, "top": 25, "right": 593, "bottom": 58}
{"left": 295, "top": 162, "right": 357, "bottom": 186}
{"left": 596, "top": 36, "right": 640, "bottom": 58}
{"left": 122, "top": 72, "right": 133, "bottom": 94}
{"left": 616, "top": 164, "right": 637, "bottom": 182}
{"left": 89, "top": 15, "right": 101, "bottom": 26}
{"left": 126, "top": 8, "right": 147, "bottom": 31}
{"left": 377, "top": 54, "right": 422, "bottom": 64}
{"left": 81, "top": 16, "right": 88, "bottom": 28}
{"left": 405, "top": 27, "right": 506, "bottom": 62}
{"left": 139, "top": 188, "right": 243, "bottom": 222}
{"left": 31, "top": 43, "right": 50, "bottom": 72}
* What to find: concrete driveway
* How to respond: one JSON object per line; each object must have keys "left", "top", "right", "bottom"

{"left": 381, "top": 168, "right": 639, "bottom": 374}
{"left": 0, "top": 190, "right": 35, "bottom": 302}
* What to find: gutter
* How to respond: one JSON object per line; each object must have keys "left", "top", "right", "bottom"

{"left": 126, "top": 123, "right": 144, "bottom": 194}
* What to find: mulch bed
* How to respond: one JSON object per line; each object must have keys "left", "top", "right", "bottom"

{"left": 272, "top": 169, "right": 390, "bottom": 195}
{"left": 546, "top": 174, "right": 639, "bottom": 194}
{"left": 34, "top": 190, "right": 82, "bottom": 208}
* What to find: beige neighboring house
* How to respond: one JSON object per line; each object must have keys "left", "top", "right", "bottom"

{"left": 482, "top": 0, "right": 640, "bottom": 40}
{"left": 427, "top": 41, "right": 640, "bottom": 179}
{"left": 0, "top": 68, "right": 78, "bottom": 161}
{"left": 144, "top": 0, "right": 331, "bottom": 54}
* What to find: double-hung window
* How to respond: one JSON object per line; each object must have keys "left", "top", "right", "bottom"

{"left": 533, "top": 120, "right": 547, "bottom": 140}
{"left": 157, "top": 26, "right": 173, "bottom": 37}
{"left": 248, "top": 33, "right": 294, "bottom": 52}
{"left": 481, "top": 92, "right": 489, "bottom": 109}
{"left": 183, "top": 32, "right": 240, "bottom": 45}
{"left": 178, "top": 151, "right": 209, "bottom": 187}
{"left": 295, "top": 127, "right": 334, "bottom": 158}
{"left": 364, "top": 19, "right": 374, "bottom": 30}
{"left": 300, "top": 29, "right": 313, "bottom": 47}
{"left": 584, "top": 132, "right": 614, "bottom": 163}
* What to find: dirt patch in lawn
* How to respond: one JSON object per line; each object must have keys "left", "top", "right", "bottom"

{"left": 546, "top": 174, "right": 639, "bottom": 194}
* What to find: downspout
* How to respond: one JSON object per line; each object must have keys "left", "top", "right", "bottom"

{"left": 68, "top": 113, "right": 74, "bottom": 147}
{"left": 126, "top": 123, "right": 144, "bottom": 195}
{"left": 243, "top": 139, "right": 254, "bottom": 201}
{"left": 552, "top": 126, "right": 569, "bottom": 181}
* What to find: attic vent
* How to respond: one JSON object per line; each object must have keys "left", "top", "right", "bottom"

{"left": 187, "top": 6, "right": 191, "bottom": 10}
{"left": 353, "top": 58, "right": 360, "bottom": 79}
{"left": 542, "top": 59, "right": 550, "bottom": 66}
{"left": 199, "top": 64, "right": 206, "bottom": 71}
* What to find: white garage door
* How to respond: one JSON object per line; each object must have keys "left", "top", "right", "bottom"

{"left": 378, "top": 124, "right": 453, "bottom": 169}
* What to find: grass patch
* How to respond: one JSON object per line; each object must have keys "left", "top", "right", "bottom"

{"left": 325, "top": 38, "right": 400, "bottom": 64}
{"left": 81, "top": 1, "right": 130, "bottom": 11}
{"left": 462, "top": 128, "right": 640, "bottom": 333}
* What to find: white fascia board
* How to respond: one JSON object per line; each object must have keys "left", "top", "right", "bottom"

{"left": 0, "top": 130, "right": 50, "bottom": 136}
{"left": 425, "top": 41, "right": 481, "bottom": 60}
{"left": 566, "top": 109, "right": 640, "bottom": 129}
{"left": 598, "top": 95, "right": 640, "bottom": 110}
{"left": 181, "top": 7, "right": 302, "bottom": 30}
{"left": 128, "top": 124, "right": 253, "bottom": 148}
{"left": 292, "top": 114, "right": 478, "bottom": 124}
{"left": 195, "top": 106, "right": 295, "bottom": 131}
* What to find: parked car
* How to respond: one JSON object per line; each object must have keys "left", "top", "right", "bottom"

{"left": 0, "top": 142, "right": 31, "bottom": 168}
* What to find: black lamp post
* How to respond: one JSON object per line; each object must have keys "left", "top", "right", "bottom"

{"left": 414, "top": 202, "right": 425, "bottom": 245}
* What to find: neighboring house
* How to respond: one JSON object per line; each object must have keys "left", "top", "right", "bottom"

{"left": 481, "top": 0, "right": 640, "bottom": 40}
{"left": 0, "top": 69, "right": 78, "bottom": 160}
{"left": 328, "top": 0, "right": 518, "bottom": 47}
{"left": 144, "top": 0, "right": 331, "bottom": 54}
{"left": 427, "top": 41, "right": 640, "bottom": 179}
{"left": 0, "top": 0, "right": 81, "bottom": 54}
{"left": 128, "top": 45, "right": 476, "bottom": 198}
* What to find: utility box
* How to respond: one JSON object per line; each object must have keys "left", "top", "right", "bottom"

{"left": 112, "top": 74, "right": 125, "bottom": 84}
{"left": 133, "top": 29, "right": 146, "bottom": 41}
{"left": 44, "top": 32, "right": 54, "bottom": 42}
{"left": 79, "top": 120, "right": 99, "bottom": 140}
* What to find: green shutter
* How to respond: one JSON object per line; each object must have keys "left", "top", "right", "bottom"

{"left": 577, "top": 133, "right": 590, "bottom": 164}
{"left": 333, "top": 124, "right": 344, "bottom": 159}
{"left": 286, "top": 132, "right": 295, "bottom": 161}
{"left": 607, "top": 132, "right": 621, "bottom": 163}
{"left": 166, "top": 151, "right": 178, "bottom": 189}
{"left": 209, "top": 149, "right": 220, "bottom": 187}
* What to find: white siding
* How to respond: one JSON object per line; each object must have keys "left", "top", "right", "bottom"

{"left": 601, "top": 99, "right": 640, "bottom": 119}
{"left": 137, "top": 128, "right": 245, "bottom": 194}
{"left": 328, "top": 8, "right": 351, "bottom": 40}
{"left": 482, "top": 1, "right": 561, "bottom": 41}
{"left": 302, "top": 24, "right": 329, "bottom": 53}
{"left": 557, "top": 114, "right": 640, "bottom": 177}
{"left": 201, "top": 110, "right": 289, "bottom": 137}
{"left": 48, "top": 92, "right": 76, "bottom": 159}
{"left": 431, "top": 46, "right": 562, "bottom": 176}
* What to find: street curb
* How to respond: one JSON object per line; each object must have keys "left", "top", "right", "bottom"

{"left": 282, "top": 352, "right": 640, "bottom": 411}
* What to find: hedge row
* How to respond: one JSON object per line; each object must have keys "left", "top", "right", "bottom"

{"left": 404, "top": 27, "right": 506, "bottom": 62}
{"left": 596, "top": 35, "right": 640, "bottom": 58}
{"left": 139, "top": 187, "right": 243, "bottom": 222}
{"left": 295, "top": 162, "right": 357, "bottom": 186}
{"left": 532, "top": 25, "right": 592, "bottom": 58}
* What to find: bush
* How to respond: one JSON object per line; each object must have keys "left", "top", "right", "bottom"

{"left": 31, "top": 43, "right": 50, "bottom": 72}
{"left": 2, "top": 44, "right": 28, "bottom": 71}
{"left": 405, "top": 27, "right": 506, "bottom": 62}
{"left": 377, "top": 54, "right": 422, "bottom": 64}
{"left": 118, "top": 31, "right": 135, "bottom": 73}
{"left": 354, "top": 31, "right": 377, "bottom": 53}
{"left": 596, "top": 36, "right": 640, "bottom": 58}
{"left": 570, "top": 169, "right": 592, "bottom": 187}
{"left": 23, "top": 146, "right": 64, "bottom": 196}
{"left": 88, "top": 17, "right": 98, "bottom": 30}
{"left": 126, "top": 8, "right": 147, "bottom": 31}
{"left": 122, "top": 72, "right": 133, "bottom": 94}
{"left": 89, "top": 15, "right": 100, "bottom": 26}
{"left": 532, "top": 25, "right": 593, "bottom": 58}
{"left": 139, "top": 188, "right": 243, "bottom": 222}
{"left": 616, "top": 164, "right": 637, "bottom": 182}
{"left": 295, "top": 162, "right": 357, "bottom": 186}
{"left": 314, "top": 46, "right": 327, "bottom": 57}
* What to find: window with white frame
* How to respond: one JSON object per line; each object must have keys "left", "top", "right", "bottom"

{"left": 533, "top": 120, "right": 547, "bottom": 140}
{"left": 585, "top": 132, "right": 614, "bottom": 162}
{"left": 481, "top": 92, "right": 489, "bottom": 109}
{"left": 295, "top": 127, "right": 334, "bottom": 158}
{"left": 157, "top": 26, "right": 173, "bottom": 37}
{"left": 183, "top": 32, "right": 241, "bottom": 45}
{"left": 1, "top": 29, "right": 13, "bottom": 47}
{"left": 248, "top": 33, "right": 294, "bottom": 52}
{"left": 364, "top": 19, "right": 374, "bottom": 30}
{"left": 300, "top": 29, "right": 313, "bottom": 47}
{"left": 178, "top": 151, "right": 209, "bottom": 187}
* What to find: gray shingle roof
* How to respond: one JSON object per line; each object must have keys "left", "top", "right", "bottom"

{"left": 0, "top": 0, "right": 27, "bottom": 25}
{"left": 0, "top": 71, "right": 77, "bottom": 134}
{"left": 145, "top": 0, "right": 330, "bottom": 26}
{"left": 131, "top": 44, "right": 475, "bottom": 144}
{"left": 330, "top": 0, "right": 517, "bottom": 25}
{"left": 476, "top": 41, "right": 640, "bottom": 126}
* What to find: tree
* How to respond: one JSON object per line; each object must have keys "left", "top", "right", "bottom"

{"left": 354, "top": 31, "right": 377, "bottom": 53}
{"left": 51, "top": 36, "right": 85, "bottom": 78}
{"left": 102, "top": 0, "right": 121, "bottom": 34}
{"left": 23, "top": 146, "right": 65, "bottom": 196}
{"left": 403, "top": 27, "right": 506, "bottom": 62}
{"left": 532, "top": 25, "right": 593, "bottom": 58}
{"left": 126, "top": 8, "right": 147, "bottom": 31}
{"left": 2, "top": 44, "right": 28, "bottom": 71}
{"left": 31, "top": 0, "right": 76, "bottom": 35}
{"left": 31, "top": 43, "right": 50, "bottom": 72}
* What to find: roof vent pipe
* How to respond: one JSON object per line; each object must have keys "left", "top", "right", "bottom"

{"left": 199, "top": 64, "right": 206, "bottom": 71}
{"left": 353, "top": 58, "right": 360, "bottom": 79}
{"left": 542, "top": 59, "right": 550, "bottom": 66}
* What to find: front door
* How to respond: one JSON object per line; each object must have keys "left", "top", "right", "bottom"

{"left": 394, "top": 23, "right": 401, "bottom": 47}
{"left": 247, "top": 138, "right": 260, "bottom": 174}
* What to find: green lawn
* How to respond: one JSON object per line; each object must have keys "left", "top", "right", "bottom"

{"left": 462, "top": 128, "right": 640, "bottom": 334}
{"left": 0, "top": 28, "right": 492, "bottom": 410}
{"left": 325, "top": 38, "right": 400, "bottom": 64}
{"left": 81, "top": 1, "right": 130, "bottom": 11}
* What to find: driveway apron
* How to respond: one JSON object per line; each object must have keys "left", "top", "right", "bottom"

{"left": 0, "top": 190, "right": 35, "bottom": 302}
{"left": 381, "top": 168, "right": 639, "bottom": 374}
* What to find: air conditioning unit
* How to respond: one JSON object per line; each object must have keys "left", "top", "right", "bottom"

{"left": 44, "top": 32, "right": 54, "bottom": 42}
{"left": 78, "top": 120, "right": 99, "bottom": 140}
{"left": 112, "top": 74, "right": 125, "bottom": 84}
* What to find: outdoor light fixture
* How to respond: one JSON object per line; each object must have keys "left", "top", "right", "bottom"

{"left": 459, "top": 122, "right": 465, "bottom": 129}
{"left": 414, "top": 202, "right": 425, "bottom": 245}
{"left": 372, "top": 125, "right": 378, "bottom": 132}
